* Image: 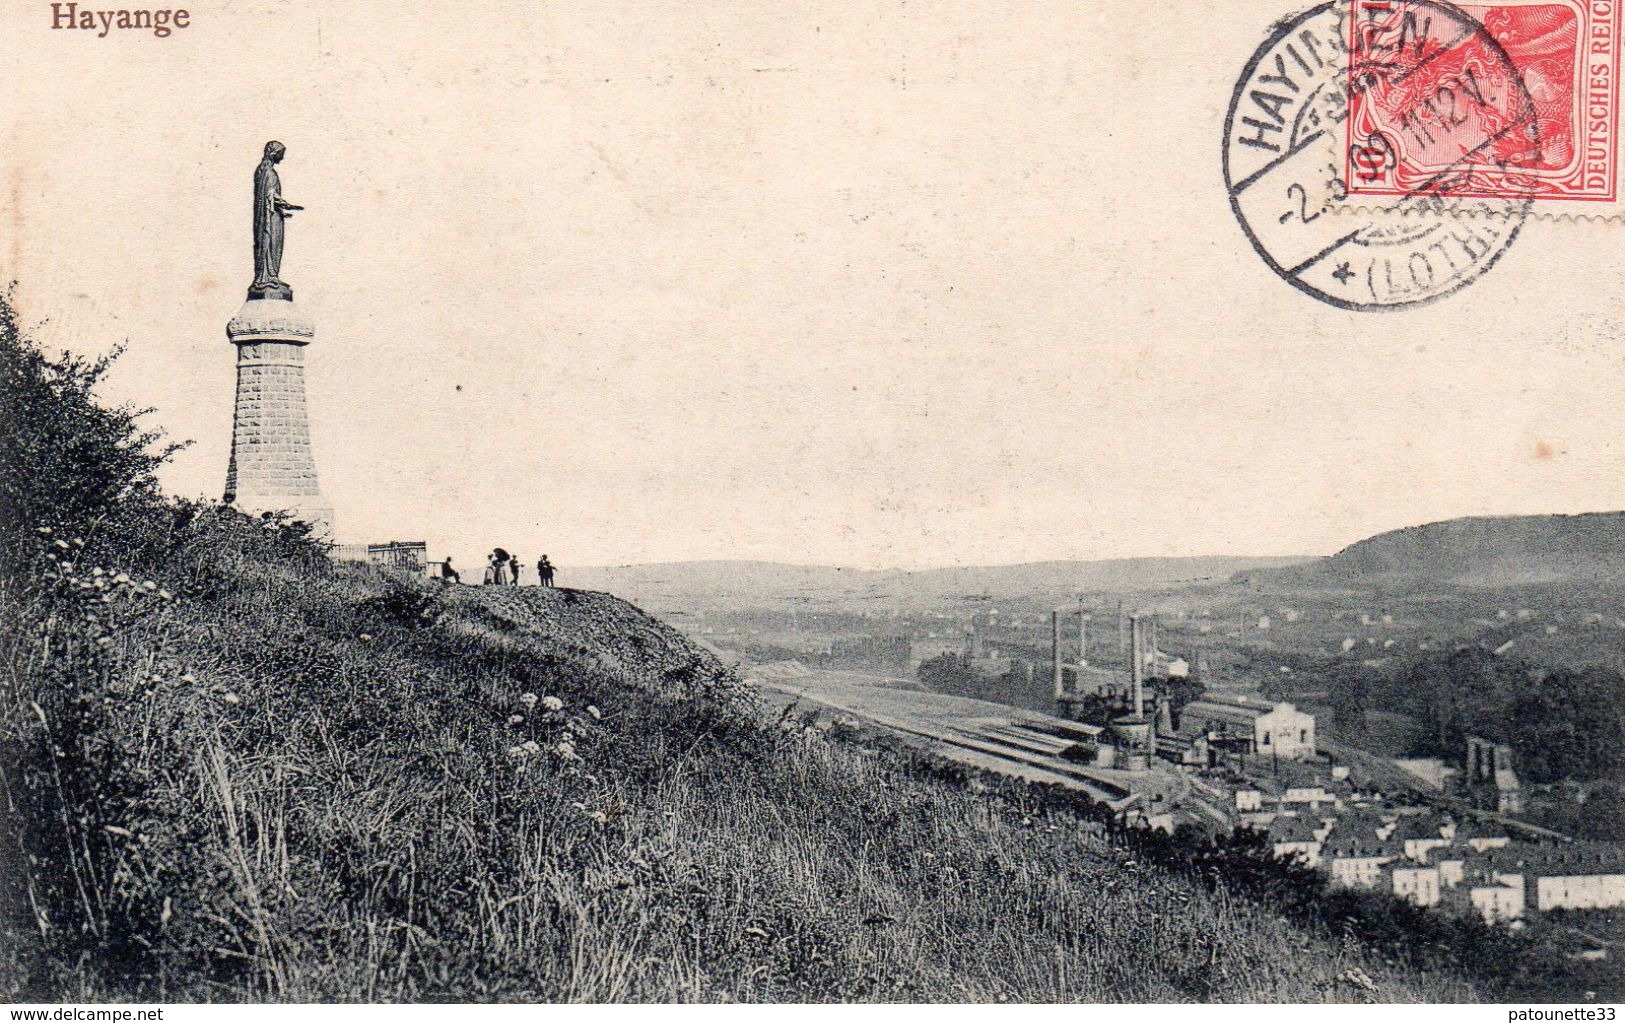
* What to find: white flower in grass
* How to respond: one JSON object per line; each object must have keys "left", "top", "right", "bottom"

{"left": 508, "top": 714, "right": 524, "bottom": 725}
{"left": 53, "top": 540, "right": 69, "bottom": 550}
{"left": 113, "top": 572, "right": 129, "bottom": 584}
{"left": 519, "top": 692, "right": 538, "bottom": 708}
{"left": 506, "top": 745, "right": 525, "bottom": 759}
{"left": 142, "top": 581, "right": 158, "bottom": 591}
{"left": 520, "top": 740, "right": 541, "bottom": 755}
{"left": 554, "top": 740, "right": 577, "bottom": 760}
{"left": 588, "top": 810, "right": 608, "bottom": 824}
{"left": 92, "top": 567, "right": 105, "bottom": 577}
{"left": 158, "top": 589, "right": 173, "bottom": 601}
{"left": 222, "top": 693, "right": 241, "bottom": 705}
{"left": 542, "top": 695, "right": 564, "bottom": 712}
{"left": 587, "top": 705, "right": 602, "bottom": 720}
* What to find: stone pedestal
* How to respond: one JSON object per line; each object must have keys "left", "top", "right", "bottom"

{"left": 223, "top": 297, "right": 333, "bottom": 536}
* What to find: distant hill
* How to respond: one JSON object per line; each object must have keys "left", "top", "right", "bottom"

{"left": 1248, "top": 512, "right": 1625, "bottom": 589}
{"left": 568, "top": 556, "right": 1311, "bottom": 609}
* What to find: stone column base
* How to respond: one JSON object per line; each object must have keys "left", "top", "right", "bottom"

{"left": 224, "top": 297, "right": 334, "bottom": 540}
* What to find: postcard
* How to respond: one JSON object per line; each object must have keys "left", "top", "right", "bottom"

{"left": 2, "top": 0, "right": 1623, "bottom": 1008}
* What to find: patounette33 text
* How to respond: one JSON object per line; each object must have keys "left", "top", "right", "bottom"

{"left": 50, "top": 2, "right": 189, "bottom": 37}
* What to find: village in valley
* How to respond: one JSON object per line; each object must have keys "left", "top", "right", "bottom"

{"left": 560, "top": 543, "right": 1625, "bottom": 963}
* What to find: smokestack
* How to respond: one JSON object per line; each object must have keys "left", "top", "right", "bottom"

{"left": 1052, "top": 610, "right": 1063, "bottom": 700}
{"left": 1130, "top": 614, "right": 1144, "bottom": 718}
{"left": 1078, "top": 610, "right": 1088, "bottom": 667}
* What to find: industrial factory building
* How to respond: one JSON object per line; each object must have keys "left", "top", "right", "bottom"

{"left": 1175, "top": 694, "right": 1317, "bottom": 761}
{"left": 1046, "top": 606, "right": 1318, "bottom": 770}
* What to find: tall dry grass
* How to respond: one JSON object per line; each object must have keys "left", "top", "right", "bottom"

{"left": 0, "top": 515, "right": 1487, "bottom": 1001}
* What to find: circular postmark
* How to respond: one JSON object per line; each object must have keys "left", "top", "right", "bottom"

{"left": 1223, "top": 0, "right": 1538, "bottom": 310}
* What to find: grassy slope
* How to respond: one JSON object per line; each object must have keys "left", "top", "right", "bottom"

{"left": 1, "top": 520, "right": 1479, "bottom": 1001}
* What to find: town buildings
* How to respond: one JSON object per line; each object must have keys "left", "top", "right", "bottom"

{"left": 1253, "top": 801, "right": 1625, "bottom": 927}
{"left": 1496, "top": 843, "right": 1625, "bottom": 911}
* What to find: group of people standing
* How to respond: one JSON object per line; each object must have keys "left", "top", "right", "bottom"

{"left": 480, "top": 548, "right": 556, "bottom": 587}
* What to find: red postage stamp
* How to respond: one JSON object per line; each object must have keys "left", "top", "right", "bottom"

{"left": 1345, "top": 0, "right": 1622, "bottom": 202}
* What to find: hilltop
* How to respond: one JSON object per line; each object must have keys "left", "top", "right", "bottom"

{"left": 1246, "top": 512, "right": 1625, "bottom": 590}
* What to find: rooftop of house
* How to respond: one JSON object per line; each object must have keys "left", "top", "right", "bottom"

{"left": 1491, "top": 841, "right": 1625, "bottom": 875}
{"left": 1392, "top": 814, "right": 1450, "bottom": 841}
{"left": 1452, "top": 821, "right": 1511, "bottom": 843}
{"left": 1181, "top": 692, "right": 1302, "bottom": 724}
{"left": 1177, "top": 703, "right": 1267, "bottom": 733}
{"left": 1425, "top": 844, "right": 1486, "bottom": 866}
{"left": 1387, "top": 861, "right": 1437, "bottom": 877}
{"left": 1323, "top": 833, "right": 1402, "bottom": 860}
{"left": 1269, "top": 815, "right": 1321, "bottom": 843}
{"left": 1197, "top": 692, "right": 1281, "bottom": 713}
{"left": 1330, "top": 808, "right": 1392, "bottom": 839}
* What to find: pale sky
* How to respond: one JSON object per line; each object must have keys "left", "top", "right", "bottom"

{"left": 4, "top": 0, "right": 1623, "bottom": 571}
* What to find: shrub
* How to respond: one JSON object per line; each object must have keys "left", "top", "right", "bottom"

{"left": 0, "top": 291, "right": 187, "bottom": 579}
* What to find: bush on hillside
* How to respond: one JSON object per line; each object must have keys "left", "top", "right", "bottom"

{"left": 0, "top": 292, "right": 193, "bottom": 579}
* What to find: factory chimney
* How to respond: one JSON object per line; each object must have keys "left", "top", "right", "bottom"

{"left": 1052, "top": 609, "right": 1063, "bottom": 700}
{"left": 1130, "top": 614, "right": 1144, "bottom": 718}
